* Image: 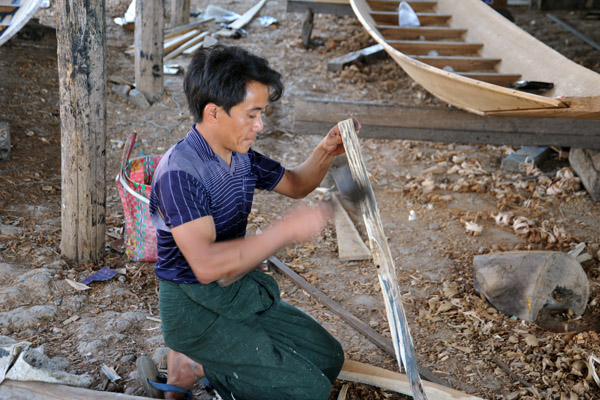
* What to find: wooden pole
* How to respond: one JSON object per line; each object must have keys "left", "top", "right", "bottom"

{"left": 56, "top": 0, "right": 107, "bottom": 262}
{"left": 135, "top": 0, "right": 164, "bottom": 102}
{"left": 171, "top": 0, "right": 190, "bottom": 27}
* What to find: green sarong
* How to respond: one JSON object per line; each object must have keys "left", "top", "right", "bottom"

{"left": 159, "top": 270, "right": 344, "bottom": 400}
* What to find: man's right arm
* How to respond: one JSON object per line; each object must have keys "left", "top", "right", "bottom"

{"left": 171, "top": 203, "right": 330, "bottom": 284}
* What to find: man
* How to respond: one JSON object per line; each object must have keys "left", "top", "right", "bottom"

{"left": 142, "top": 45, "right": 357, "bottom": 400}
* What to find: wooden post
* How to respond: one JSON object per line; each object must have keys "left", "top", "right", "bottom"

{"left": 171, "top": 0, "right": 190, "bottom": 27}
{"left": 135, "top": 0, "right": 164, "bottom": 102}
{"left": 56, "top": 0, "right": 107, "bottom": 262}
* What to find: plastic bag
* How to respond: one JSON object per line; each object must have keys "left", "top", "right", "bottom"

{"left": 398, "top": 1, "right": 420, "bottom": 27}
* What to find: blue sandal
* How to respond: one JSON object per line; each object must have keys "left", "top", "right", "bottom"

{"left": 136, "top": 355, "right": 193, "bottom": 399}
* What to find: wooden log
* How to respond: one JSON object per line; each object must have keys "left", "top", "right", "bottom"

{"left": 57, "top": 0, "right": 106, "bottom": 262}
{"left": 337, "top": 119, "right": 426, "bottom": 399}
{"left": 170, "top": 0, "right": 190, "bottom": 28}
{"left": 331, "top": 194, "right": 371, "bottom": 261}
{"left": 0, "top": 379, "right": 151, "bottom": 399}
{"left": 292, "top": 98, "right": 600, "bottom": 149}
{"left": 134, "top": 0, "right": 164, "bottom": 102}
{"left": 339, "top": 360, "right": 484, "bottom": 400}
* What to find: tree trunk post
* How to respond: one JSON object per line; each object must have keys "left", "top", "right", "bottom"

{"left": 135, "top": 0, "right": 164, "bottom": 103}
{"left": 171, "top": 0, "right": 190, "bottom": 27}
{"left": 56, "top": 0, "right": 107, "bottom": 262}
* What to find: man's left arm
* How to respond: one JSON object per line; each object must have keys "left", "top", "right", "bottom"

{"left": 274, "top": 118, "right": 359, "bottom": 199}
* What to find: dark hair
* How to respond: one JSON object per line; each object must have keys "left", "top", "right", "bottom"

{"left": 184, "top": 45, "right": 284, "bottom": 122}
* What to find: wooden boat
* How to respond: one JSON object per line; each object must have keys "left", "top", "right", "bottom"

{"left": 0, "top": 0, "right": 43, "bottom": 47}
{"left": 349, "top": 0, "right": 600, "bottom": 119}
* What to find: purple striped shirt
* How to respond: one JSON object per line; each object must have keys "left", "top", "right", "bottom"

{"left": 149, "top": 126, "right": 285, "bottom": 283}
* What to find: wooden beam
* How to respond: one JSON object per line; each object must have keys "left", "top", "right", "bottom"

{"left": 57, "top": 0, "right": 106, "bottom": 261}
{"left": 370, "top": 11, "right": 451, "bottom": 26}
{"left": 164, "top": 31, "right": 208, "bottom": 61}
{"left": 292, "top": 98, "right": 600, "bottom": 149}
{"left": 387, "top": 40, "right": 484, "bottom": 56}
{"left": 410, "top": 55, "right": 501, "bottom": 72}
{"left": 340, "top": 360, "right": 484, "bottom": 400}
{"left": 368, "top": 0, "right": 438, "bottom": 12}
{"left": 456, "top": 72, "right": 521, "bottom": 87}
{"left": 164, "top": 16, "right": 213, "bottom": 40}
{"left": 0, "top": 379, "right": 151, "bottom": 399}
{"left": 170, "top": 0, "right": 190, "bottom": 28}
{"left": 215, "top": 0, "right": 267, "bottom": 37}
{"left": 135, "top": 0, "right": 164, "bottom": 102}
{"left": 377, "top": 26, "right": 467, "bottom": 41}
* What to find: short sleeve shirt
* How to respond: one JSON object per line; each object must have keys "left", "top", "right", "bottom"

{"left": 149, "top": 126, "right": 285, "bottom": 283}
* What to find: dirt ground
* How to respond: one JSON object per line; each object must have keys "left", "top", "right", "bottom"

{"left": 0, "top": 1, "right": 599, "bottom": 399}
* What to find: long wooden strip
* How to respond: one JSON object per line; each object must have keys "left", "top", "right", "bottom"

{"left": 370, "top": 11, "right": 451, "bottom": 26}
{"left": 0, "top": 379, "right": 150, "bottom": 400}
{"left": 377, "top": 26, "right": 466, "bottom": 41}
{"left": 164, "top": 29, "right": 200, "bottom": 55}
{"left": 368, "top": 0, "right": 437, "bottom": 12}
{"left": 269, "top": 255, "right": 449, "bottom": 387}
{"left": 456, "top": 72, "right": 521, "bottom": 87}
{"left": 164, "top": 31, "right": 208, "bottom": 60}
{"left": 410, "top": 55, "right": 500, "bottom": 72}
{"left": 546, "top": 13, "right": 600, "bottom": 52}
{"left": 215, "top": 0, "right": 267, "bottom": 37}
{"left": 337, "top": 118, "right": 427, "bottom": 400}
{"left": 340, "top": 360, "right": 484, "bottom": 400}
{"left": 331, "top": 193, "right": 371, "bottom": 261}
{"left": 387, "top": 40, "right": 483, "bottom": 56}
{"left": 268, "top": 256, "right": 395, "bottom": 356}
{"left": 164, "top": 16, "right": 213, "bottom": 40}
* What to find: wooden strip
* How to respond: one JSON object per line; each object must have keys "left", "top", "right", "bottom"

{"left": 268, "top": 256, "right": 395, "bottom": 356}
{"left": 164, "top": 29, "right": 200, "bottom": 55}
{"left": 337, "top": 118, "right": 426, "bottom": 399}
{"left": 377, "top": 26, "right": 466, "bottom": 41}
{"left": 215, "top": 0, "right": 267, "bottom": 37}
{"left": 546, "top": 13, "right": 600, "bottom": 52}
{"left": 164, "top": 16, "right": 213, "bottom": 40}
{"left": 331, "top": 193, "right": 372, "bottom": 261}
{"left": 182, "top": 38, "right": 205, "bottom": 55}
{"left": 164, "top": 31, "right": 208, "bottom": 60}
{"left": 410, "top": 55, "right": 501, "bottom": 72}
{"left": 456, "top": 72, "right": 521, "bottom": 86}
{"left": 387, "top": 40, "right": 483, "bottom": 56}
{"left": 340, "top": 360, "right": 484, "bottom": 400}
{"left": 268, "top": 255, "right": 449, "bottom": 387}
{"left": 368, "top": 0, "right": 437, "bottom": 12}
{"left": 0, "top": 379, "right": 151, "bottom": 399}
{"left": 370, "top": 11, "right": 451, "bottom": 26}
{"left": 293, "top": 98, "right": 600, "bottom": 148}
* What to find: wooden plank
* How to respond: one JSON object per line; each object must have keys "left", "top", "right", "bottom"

{"left": 368, "top": 0, "right": 437, "bottom": 12}
{"left": 164, "top": 28, "right": 200, "bottom": 55}
{"left": 164, "top": 16, "right": 213, "bottom": 40}
{"left": 377, "top": 26, "right": 466, "bottom": 41}
{"left": 57, "top": 0, "right": 106, "bottom": 261}
{"left": 0, "top": 379, "right": 151, "bottom": 399}
{"left": 331, "top": 194, "right": 372, "bottom": 261}
{"left": 286, "top": 0, "right": 354, "bottom": 15}
{"left": 456, "top": 71, "right": 521, "bottom": 86}
{"left": 337, "top": 119, "right": 426, "bottom": 399}
{"left": 410, "top": 55, "right": 501, "bottom": 72}
{"left": 216, "top": 0, "right": 267, "bottom": 37}
{"left": 370, "top": 11, "right": 451, "bottom": 26}
{"left": 134, "top": 0, "right": 164, "bottom": 102}
{"left": 340, "top": 360, "right": 484, "bottom": 400}
{"left": 293, "top": 98, "right": 600, "bottom": 149}
{"left": 164, "top": 31, "right": 208, "bottom": 61}
{"left": 388, "top": 40, "right": 483, "bottom": 56}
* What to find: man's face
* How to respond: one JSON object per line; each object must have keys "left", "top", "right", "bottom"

{"left": 217, "top": 80, "right": 269, "bottom": 155}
